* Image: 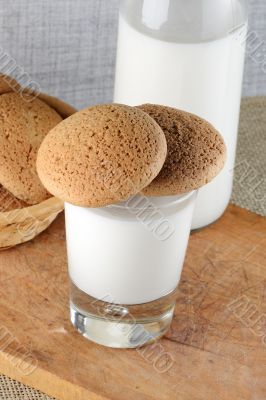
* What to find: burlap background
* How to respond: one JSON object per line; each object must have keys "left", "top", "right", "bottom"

{"left": 0, "top": 96, "right": 265, "bottom": 399}
{"left": 231, "top": 97, "right": 266, "bottom": 216}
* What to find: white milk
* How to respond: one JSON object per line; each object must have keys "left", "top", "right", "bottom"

{"left": 114, "top": 16, "right": 247, "bottom": 229}
{"left": 65, "top": 192, "right": 196, "bottom": 305}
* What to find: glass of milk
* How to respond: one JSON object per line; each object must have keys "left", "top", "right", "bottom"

{"left": 114, "top": 0, "right": 248, "bottom": 229}
{"left": 66, "top": 191, "right": 197, "bottom": 348}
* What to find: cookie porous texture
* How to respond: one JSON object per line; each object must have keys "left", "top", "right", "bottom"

{"left": 137, "top": 104, "right": 227, "bottom": 196}
{"left": 37, "top": 104, "right": 167, "bottom": 207}
{"left": 0, "top": 92, "right": 63, "bottom": 204}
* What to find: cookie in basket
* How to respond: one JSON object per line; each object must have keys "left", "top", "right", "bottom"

{"left": 0, "top": 92, "right": 63, "bottom": 205}
{"left": 0, "top": 73, "right": 76, "bottom": 248}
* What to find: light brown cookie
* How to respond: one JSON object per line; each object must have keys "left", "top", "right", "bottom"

{"left": 0, "top": 73, "right": 21, "bottom": 95}
{"left": 138, "top": 104, "right": 226, "bottom": 196}
{"left": 37, "top": 103, "right": 167, "bottom": 207}
{"left": 0, "top": 93, "right": 63, "bottom": 204}
{"left": 23, "top": 89, "right": 77, "bottom": 119}
{"left": 0, "top": 75, "right": 77, "bottom": 118}
{"left": 37, "top": 92, "right": 77, "bottom": 119}
{"left": 0, "top": 185, "right": 28, "bottom": 212}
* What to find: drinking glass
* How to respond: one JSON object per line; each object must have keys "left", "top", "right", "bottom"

{"left": 65, "top": 191, "right": 197, "bottom": 348}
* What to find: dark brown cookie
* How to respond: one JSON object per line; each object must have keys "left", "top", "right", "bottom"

{"left": 138, "top": 104, "right": 227, "bottom": 196}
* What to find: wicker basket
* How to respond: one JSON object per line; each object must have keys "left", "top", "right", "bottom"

{"left": 0, "top": 197, "right": 64, "bottom": 249}
{"left": 0, "top": 91, "right": 76, "bottom": 249}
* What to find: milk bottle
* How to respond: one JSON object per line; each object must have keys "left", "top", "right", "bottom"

{"left": 114, "top": 0, "right": 248, "bottom": 229}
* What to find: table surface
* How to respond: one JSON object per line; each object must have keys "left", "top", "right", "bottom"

{"left": 0, "top": 204, "right": 265, "bottom": 400}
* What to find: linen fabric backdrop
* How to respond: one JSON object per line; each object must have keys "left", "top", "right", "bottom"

{"left": 0, "top": 0, "right": 265, "bottom": 110}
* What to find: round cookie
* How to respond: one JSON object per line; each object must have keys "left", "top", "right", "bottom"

{"left": 36, "top": 92, "right": 77, "bottom": 119}
{"left": 23, "top": 89, "right": 77, "bottom": 119}
{"left": 37, "top": 103, "right": 167, "bottom": 207}
{"left": 137, "top": 104, "right": 226, "bottom": 196}
{"left": 0, "top": 74, "right": 20, "bottom": 95}
{"left": 0, "top": 92, "right": 63, "bottom": 204}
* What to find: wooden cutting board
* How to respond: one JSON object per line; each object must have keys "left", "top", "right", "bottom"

{"left": 0, "top": 204, "right": 265, "bottom": 400}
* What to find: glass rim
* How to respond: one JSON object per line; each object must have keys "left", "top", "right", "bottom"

{"left": 106, "top": 190, "right": 197, "bottom": 211}
{"left": 64, "top": 190, "right": 197, "bottom": 212}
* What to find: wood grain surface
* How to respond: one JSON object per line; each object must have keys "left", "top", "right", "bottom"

{"left": 0, "top": 204, "right": 265, "bottom": 400}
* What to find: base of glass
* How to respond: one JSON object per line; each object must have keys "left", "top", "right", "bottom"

{"left": 70, "top": 281, "right": 176, "bottom": 348}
